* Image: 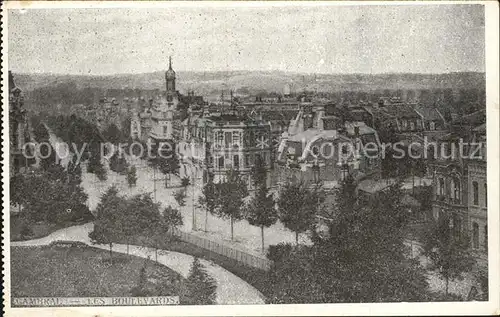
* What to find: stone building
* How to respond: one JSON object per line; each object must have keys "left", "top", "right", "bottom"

{"left": 467, "top": 124, "right": 487, "bottom": 254}
{"left": 430, "top": 109, "right": 486, "bottom": 244}
{"left": 131, "top": 57, "right": 178, "bottom": 143}
{"left": 276, "top": 103, "right": 382, "bottom": 189}
{"left": 179, "top": 106, "right": 272, "bottom": 187}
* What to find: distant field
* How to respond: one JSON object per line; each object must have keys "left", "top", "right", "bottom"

{"left": 11, "top": 245, "right": 189, "bottom": 299}
{"left": 14, "top": 70, "right": 485, "bottom": 93}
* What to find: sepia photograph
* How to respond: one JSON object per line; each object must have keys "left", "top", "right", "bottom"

{"left": 2, "top": 1, "right": 499, "bottom": 316}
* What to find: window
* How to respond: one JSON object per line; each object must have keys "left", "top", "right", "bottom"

{"left": 430, "top": 121, "right": 436, "bottom": 131}
{"left": 453, "top": 178, "right": 461, "bottom": 203}
{"left": 245, "top": 154, "right": 250, "bottom": 168}
{"left": 218, "top": 156, "right": 224, "bottom": 169}
{"left": 217, "top": 131, "right": 223, "bottom": 144}
{"left": 255, "top": 153, "right": 262, "bottom": 166}
{"left": 472, "top": 222, "right": 479, "bottom": 249}
{"left": 233, "top": 155, "right": 240, "bottom": 170}
{"left": 225, "top": 132, "right": 232, "bottom": 148}
{"left": 233, "top": 132, "right": 240, "bottom": 146}
{"left": 438, "top": 178, "right": 445, "bottom": 197}
{"left": 410, "top": 121, "right": 415, "bottom": 130}
{"left": 473, "top": 181, "right": 479, "bottom": 205}
{"left": 163, "top": 125, "right": 168, "bottom": 135}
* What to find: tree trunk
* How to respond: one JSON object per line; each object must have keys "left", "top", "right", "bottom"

{"left": 109, "top": 243, "right": 113, "bottom": 263}
{"left": 230, "top": 216, "right": 234, "bottom": 241}
{"left": 205, "top": 209, "right": 208, "bottom": 232}
{"left": 261, "top": 226, "right": 265, "bottom": 253}
{"left": 445, "top": 276, "right": 449, "bottom": 297}
{"left": 295, "top": 231, "right": 299, "bottom": 245}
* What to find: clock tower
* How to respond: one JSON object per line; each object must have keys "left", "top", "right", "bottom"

{"left": 165, "top": 56, "right": 176, "bottom": 93}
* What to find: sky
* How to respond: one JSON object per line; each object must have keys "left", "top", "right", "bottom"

{"left": 7, "top": 4, "right": 485, "bottom": 75}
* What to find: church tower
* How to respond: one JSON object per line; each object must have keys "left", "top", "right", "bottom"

{"left": 165, "top": 56, "right": 176, "bottom": 93}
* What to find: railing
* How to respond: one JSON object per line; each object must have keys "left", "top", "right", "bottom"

{"left": 170, "top": 228, "right": 273, "bottom": 271}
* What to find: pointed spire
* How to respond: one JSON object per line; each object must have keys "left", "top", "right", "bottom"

{"left": 169, "top": 56, "right": 172, "bottom": 70}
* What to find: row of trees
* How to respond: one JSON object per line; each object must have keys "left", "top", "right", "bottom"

{"left": 88, "top": 187, "right": 183, "bottom": 262}
{"left": 265, "top": 176, "right": 477, "bottom": 303}
{"left": 196, "top": 158, "right": 324, "bottom": 251}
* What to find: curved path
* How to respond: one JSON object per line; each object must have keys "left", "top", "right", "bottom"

{"left": 11, "top": 223, "right": 265, "bottom": 305}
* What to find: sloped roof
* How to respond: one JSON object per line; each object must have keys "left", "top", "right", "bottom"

{"left": 452, "top": 109, "right": 486, "bottom": 126}
{"left": 413, "top": 104, "right": 443, "bottom": 121}
{"left": 382, "top": 104, "right": 421, "bottom": 119}
{"left": 344, "top": 121, "right": 377, "bottom": 136}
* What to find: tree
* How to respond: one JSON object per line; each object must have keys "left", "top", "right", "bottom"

{"left": 127, "top": 165, "right": 138, "bottom": 187}
{"left": 267, "top": 179, "right": 431, "bottom": 303}
{"left": 246, "top": 185, "right": 278, "bottom": 253}
{"left": 214, "top": 169, "right": 248, "bottom": 241}
{"left": 103, "top": 123, "right": 123, "bottom": 145}
{"left": 146, "top": 205, "right": 183, "bottom": 262}
{"left": 250, "top": 154, "right": 267, "bottom": 189}
{"left": 197, "top": 177, "right": 219, "bottom": 232}
{"left": 19, "top": 169, "right": 88, "bottom": 224}
{"left": 89, "top": 186, "right": 124, "bottom": 262}
{"left": 277, "top": 182, "right": 319, "bottom": 244}
{"left": 185, "top": 258, "right": 217, "bottom": 305}
{"left": 163, "top": 205, "right": 183, "bottom": 231}
{"left": 174, "top": 189, "right": 187, "bottom": 207}
{"left": 422, "top": 213, "right": 476, "bottom": 297}
{"left": 94, "top": 162, "right": 108, "bottom": 181}
{"left": 10, "top": 173, "right": 27, "bottom": 209}
{"left": 181, "top": 177, "right": 190, "bottom": 188}
{"left": 109, "top": 152, "right": 129, "bottom": 174}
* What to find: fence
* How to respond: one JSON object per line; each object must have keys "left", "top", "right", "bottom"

{"left": 170, "top": 228, "right": 273, "bottom": 271}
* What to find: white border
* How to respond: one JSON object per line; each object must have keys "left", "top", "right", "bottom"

{"left": 2, "top": 1, "right": 499, "bottom": 316}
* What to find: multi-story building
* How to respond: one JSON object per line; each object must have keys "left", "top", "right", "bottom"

{"left": 179, "top": 107, "right": 272, "bottom": 186}
{"left": 131, "top": 57, "right": 178, "bottom": 144}
{"left": 430, "top": 109, "right": 486, "bottom": 241}
{"left": 276, "top": 103, "right": 382, "bottom": 189}
{"left": 467, "top": 124, "right": 487, "bottom": 255}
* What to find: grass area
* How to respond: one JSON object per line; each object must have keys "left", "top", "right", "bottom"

{"left": 11, "top": 244, "right": 191, "bottom": 301}
{"left": 119, "top": 234, "right": 272, "bottom": 302}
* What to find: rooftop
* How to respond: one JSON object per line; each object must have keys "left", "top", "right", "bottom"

{"left": 413, "top": 104, "right": 444, "bottom": 121}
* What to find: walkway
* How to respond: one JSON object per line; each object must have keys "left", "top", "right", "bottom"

{"left": 11, "top": 223, "right": 265, "bottom": 305}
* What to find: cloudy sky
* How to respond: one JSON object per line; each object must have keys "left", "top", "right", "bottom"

{"left": 7, "top": 4, "right": 485, "bottom": 75}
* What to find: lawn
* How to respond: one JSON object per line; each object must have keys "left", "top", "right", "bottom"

{"left": 118, "top": 234, "right": 272, "bottom": 302}
{"left": 11, "top": 244, "right": 191, "bottom": 301}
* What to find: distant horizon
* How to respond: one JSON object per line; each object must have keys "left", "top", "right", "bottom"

{"left": 11, "top": 69, "right": 486, "bottom": 77}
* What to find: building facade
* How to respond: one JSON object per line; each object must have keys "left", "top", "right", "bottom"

{"left": 276, "top": 103, "right": 382, "bottom": 189}
{"left": 430, "top": 109, "right": 487, "bottom": 246}
{"left": 179, "top": 110, "right": 272, "bottom": 186}
{"left": 467, "top": 125, "right": 487, "bottom": 255}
